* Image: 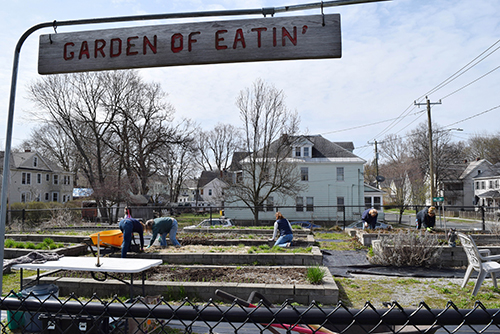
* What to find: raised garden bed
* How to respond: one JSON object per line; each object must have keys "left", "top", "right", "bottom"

{"left": 26, "top": 265, "right": 338, "bottom": 305}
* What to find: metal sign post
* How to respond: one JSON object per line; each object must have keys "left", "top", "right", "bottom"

{"left": 0, "top": 0, "right": 390, "bottom": 294}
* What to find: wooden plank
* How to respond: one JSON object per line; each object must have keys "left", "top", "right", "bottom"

{"left": 38, "top": 14, "right": 341, "bottom": 74}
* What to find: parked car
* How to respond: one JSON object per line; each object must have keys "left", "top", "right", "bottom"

{"left": 184, "top": 218, "right": 234, "bottom": 229}
{"left": 290, "top": 221, "right": 322, "bottom": 229}
{"left": 346, "top": 220, "right": 391, "bottom": 230}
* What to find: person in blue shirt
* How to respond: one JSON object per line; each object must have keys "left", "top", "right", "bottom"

{"left": 145, "top": 216, "right": 181, "bottom": 248}
{"left": 362, "top": 208, "right": 378, "bottom": 230}
{"left": 269, "top": 211, "right": 293, "bottom": 247}
{"left": 118, "top": 209, "right": 144, "bottom": 258}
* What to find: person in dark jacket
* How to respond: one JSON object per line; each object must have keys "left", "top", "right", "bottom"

{"left": 118, "top": 217, "right": 144, "bottom": 258}
{"left": 145, "top": 217, "right": 181, "bottom": 248}
{"left": 269, "top": 211, "right": 293, "bottom": 247}
{"left": 416, "top": 206, "right": 436, "bottom": 230}
{"left": 362, "top": 208, "right": 378, "bottom": 229}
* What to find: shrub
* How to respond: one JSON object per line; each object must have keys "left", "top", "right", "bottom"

{"left": 369, "top": 230, "right": 443, "bottom": 267}
{"left": 306, "top": 265, "right": 326, "bottom": 284}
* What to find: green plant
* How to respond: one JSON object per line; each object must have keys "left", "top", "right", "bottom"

{"left": 306, "top": 265, "right": 325, "bottom": 285}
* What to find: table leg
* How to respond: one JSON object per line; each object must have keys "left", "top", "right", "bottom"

{"left": 130, "top": 274, "right": 134, "bottom": 299}
{"left": 20, "top": 268, "right": 23, "bottom": 291}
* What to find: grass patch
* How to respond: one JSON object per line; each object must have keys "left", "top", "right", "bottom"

{"left": 306, "top": 266, "right": 326, "bottom": 284}
{"left": 4, "top": 238, "right": 65, "bottom": 250}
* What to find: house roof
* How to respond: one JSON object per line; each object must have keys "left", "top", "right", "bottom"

{"left": 1, "top": 150, "right": 64, "bottom": 172}
{"left": 460, "top": 159, "right": 492, "bottom": 180}
{"left": 292, "top": 135, "right": 359, "bottom": 159}
{"left": 478, "top": 190, "right": 500, "bottom": 198}
{"left": 198, "top": 171, "right": 220, "bottom": 188}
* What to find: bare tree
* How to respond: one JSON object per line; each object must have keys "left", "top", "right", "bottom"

{"left": 28, "top": 72, "right": 118, "bottom": 213}
{"left": 102, "top": 70, "right": 183, "bottom": 196}
{"left": 196, "top": 123, "right": 243, "bottom": 172}
{"left": 464, "top": 132, "right": 500, "bottom": 164}
{"left": 407, "top": 122, "right": 465, "bottom": 198}
{"left": 225, "top": 79, "right": 303, "bottom": 224}
{"left": 18, "top": 123, "right": 78, "bottom": 178}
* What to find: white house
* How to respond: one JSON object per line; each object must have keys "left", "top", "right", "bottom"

{"left": 0, "top": 150, "right": 74, "bottom": 204}
{"left": 224, "top": 135, "right": 366, "bottom": 223}
{"left": 196, "top": 171, "right": 227, "bottom": 208}
{"left": 473, "top": 162, "right": 500, "bottom": 208}
{"left": 441, "top": 159, "right": 493, "bottom": 208}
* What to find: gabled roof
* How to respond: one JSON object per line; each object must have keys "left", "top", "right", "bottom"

{"left": 0, "top": 150, "right": 64, "bottom": 172}
{"left": 198, "top": 171, "right": 220, "bottom": 188}
{"left": 460, "top": 159, "right": 492, "bottom": 180}
{"left": 273, "top": 134, "right": 361, "bottom": 159}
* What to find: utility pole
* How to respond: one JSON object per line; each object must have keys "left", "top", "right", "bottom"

{"left": 414, "top": 97, "right": 441, "bottom": 206}
{"left": 368, "top": 140, "right": 383, "bottom": 189}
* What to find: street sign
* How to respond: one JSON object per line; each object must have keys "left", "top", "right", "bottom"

{"left": 433, "top": 197, "right": 444, "bottom": 202}
{"left": 38, "top": 14, "right": 341, "bottom": 74}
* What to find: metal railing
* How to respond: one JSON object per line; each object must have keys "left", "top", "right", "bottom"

{"left": 1, "top": 292, "right": 500, "bottom": 333}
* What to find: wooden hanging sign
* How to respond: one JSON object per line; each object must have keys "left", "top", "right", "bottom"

{"left": 38, "top": 14, "right": 341, "bottom": 74}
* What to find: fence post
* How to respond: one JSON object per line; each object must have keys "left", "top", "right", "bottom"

{"left": 482, "top": 205, "right": 485, "bottom": 231}
{"left": 21, "top": 208, "right": 25, "bottom": 231}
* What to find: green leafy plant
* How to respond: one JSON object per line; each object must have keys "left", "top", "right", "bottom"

{"left": 306, "top": 265, "right": 326, "bottom": 285}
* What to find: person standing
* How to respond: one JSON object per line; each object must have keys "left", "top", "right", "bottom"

{"left": 416, "top": 206, "right": 436, "bottom": 231}
{"left": 269, "top": 212, "right": 293, "bottom": 247}
{"left": 145, "top": 217, "right": 181, "bottom": 248}
{"left": 361, "top": 208, "right": 378, "bottom": 230}
{"left": 118, "top": 217, "right": 144, "bottom": 258}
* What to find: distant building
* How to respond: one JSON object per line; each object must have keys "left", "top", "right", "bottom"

{"left": 224, "top": 135, "right": 366, "bottom": 223}
{"left": 0, "top": 150, "right": 74, "bottom": 204}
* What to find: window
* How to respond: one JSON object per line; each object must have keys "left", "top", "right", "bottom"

{"left": 303, "top": 147, "right": 310, "bottom": 157}
{"left": 476, "top": 182, "right": 480, "bottom": 190}
{"left": 45, "top": 193, "right": 49, "bottom": 201}
{"left": 33, "top": 157, "right": 38, "bottom": 167}
{"left": 22, "top": 172, "right": 32, "bottom": 185}
{"left": 301, "top": 167, "right": 308, "bottom": 181}
{"left": 374, "top": 197, "right": 381, "bottom": 210}
{"left": 364, "top": 197, "right": 372, "bottom": 209}
{"left": 46, "top": 174, "right": 50, "bottom": 182}
{"left": 52, "top": 192, "right": 59, "bottom": 202}
{"left": 295, "top": 147, "right": 301, "bottom": 157}
{"left": 21, "top": 192, "right": 31, "bottom": 203}
{"left": 306, "top": 197, "right": 314, "bottom": 212}
{"left": 266, "top": 196, "right": 274, "bottom": 212}
{"left": 336, "top": 167, "right": 344, "bottom": 181}
{"left": 53, "top": 175, "right": 59, "bottom": 185}
{"left": 337, "top": 197, "right": 345, "bottom": 212}
{"left": 296, "top": 197, "right": 304, "bottom": 212}
{"left": 481, "top": 181, "right": 485, "bottom": 189}
{"left": 200, "top": 189, "right": 204, "bottom": 195}
{"left": 208, "top": 189, "right": 212, "bottom": 196}
{"left": 37, "top": 173, "right": 42, "bottom": 184}
{"left": 490, "top": 181, "right": 494, "bottom": 189}
{"left": 496, "top": 180, "right": 499, "bottom": 189}
{"left": 63, "top": 175, "right": 71, "bottom": 185}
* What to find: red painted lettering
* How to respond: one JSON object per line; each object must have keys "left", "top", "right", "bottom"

{"left": 251, "top": 27, "right": 267, "bottom": 48}
{"left": 282, "top": 26, "right": 297, "bottom": 46}
{"left": 79, "top": 41, "right": 90, "bottom": 59}
{"left": 95, "top": 39, "right": 106, "bottom": 58}
{"left": 215, "top": 30, "right": 228, "bottom": 50}
{"left": 63, "top": 42, "right": 75, "bottom": 60}
{"left": 188, "top": 32, "right": 200, "bottom": 52}
{"left": 171, "top": 33, "right": 183, "bottom": 53}
{"left": 232, "top": 29, "right": 246, "bottom": 49}
{"left": 126, "top": 36, "right": 139, "bottom": 56}
{"left": 143, "top": 35, "right": 157, "bottom": 54}
{"left": 110, "top": 38, "right": 122, "bottom": 58}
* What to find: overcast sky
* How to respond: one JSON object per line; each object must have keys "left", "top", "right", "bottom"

{"left": 0, "top": 0, "right": 499, "bottom": 163}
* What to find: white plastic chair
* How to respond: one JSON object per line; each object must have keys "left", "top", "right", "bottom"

{"left": 458, "top": 232, "right": 500, "bottom": 296}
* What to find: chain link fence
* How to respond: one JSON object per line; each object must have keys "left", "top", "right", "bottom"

{"left": 1, "top": 291, "right": 500, "bottom": 333}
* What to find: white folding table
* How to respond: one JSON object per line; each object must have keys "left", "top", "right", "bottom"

{"left": 12, "top": 256, "right": 162, "bottom": 298}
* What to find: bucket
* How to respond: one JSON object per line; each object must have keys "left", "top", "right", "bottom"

{"left": 21, "top": 284, "right": 59, "bottom": 332}
{"left": 7, "top": 292, "right": 24, "bottom": 330}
